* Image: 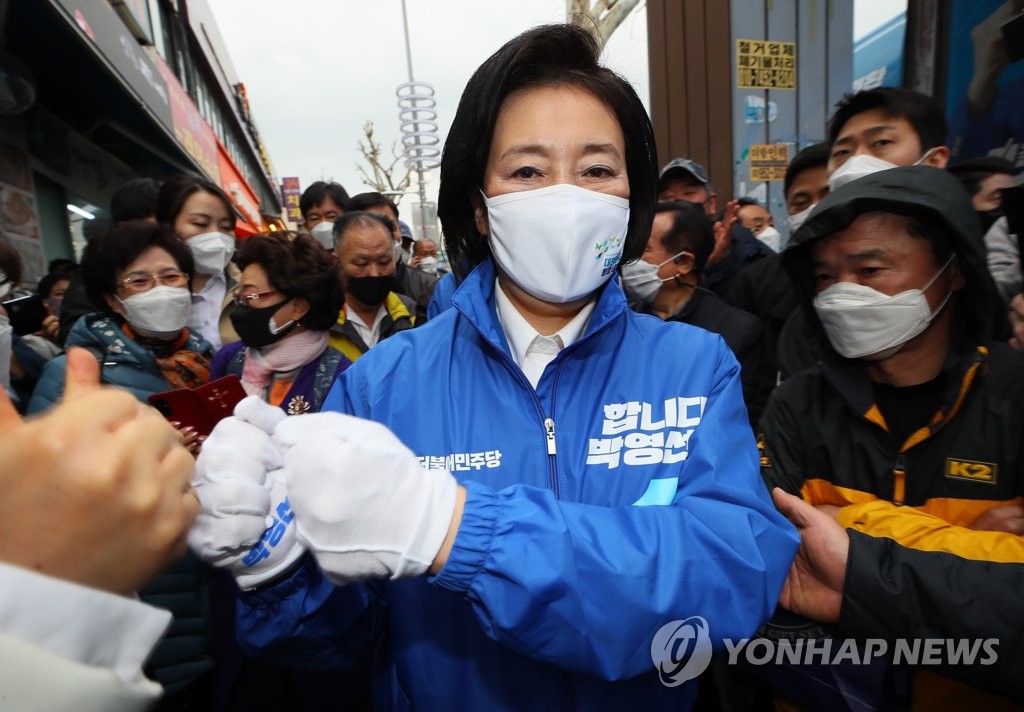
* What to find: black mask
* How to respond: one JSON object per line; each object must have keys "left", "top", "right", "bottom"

{"left": 346, "top": 275, "right": 394, "bottom": 306}
{"left": 229, "top": 299, "right": 297, "bottom": 348}
{"left": 978, "top": 207, "right": 1004, "bottom": 234}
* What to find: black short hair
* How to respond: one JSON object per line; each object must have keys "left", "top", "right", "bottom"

{"left": 37, "top": 272, "right": 70, "bottom": 299}
{"left": 300, "top": 181, "right": 351, "bottom": 218}
{"left": 735, "top": 197, "right": 762, "bottom": 208}
{"left": 947, "top": 155, "right": 1018, "bottom": 199}
{"left": 653, "top": 201, "right": 714, "bottom": 274}
{"left": 47, "top": 258, "right": 78, "bottom": 275}
{"left": 155, "top": 175, "right": 235, "bottom": 228}
{"left": 234, "top": 232, "right": 343, "bottom": 331}
{"left": 784, "top": 143, "right": 830, "bottom": 198}
{"left": 828, "top": 88, "right": 948, "bottom": 154}
{"left": 80, "top": 221, "right": 194, "bottom": 311}
{"left": 111, "top": 178, "right": 162, "bottom": 222}
{"left": 438, "top": 23, "right": 658, "bottom": 280}
{"left": 332, "top": 211, "right": 395, "bottom": 252}
{"left": 346, "top": 192, "right": 400, "bottom": 220}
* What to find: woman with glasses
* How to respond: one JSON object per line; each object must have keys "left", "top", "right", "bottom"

{"left": 28, "top": 220, "right": 211, "bottom": 414}
{"left": 213, "top": 231, "right": 349, "bottom": 415}
{"left": 27, "top": 219, "right": 220, "bottom": 711}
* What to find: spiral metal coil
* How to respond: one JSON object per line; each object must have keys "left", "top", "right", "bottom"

{"left": 396, "top": 81, "right": 441, "bottom": 171}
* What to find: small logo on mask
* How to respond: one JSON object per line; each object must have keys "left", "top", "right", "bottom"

{"left": 594, "top": 234, "right": 624, "bottom": 261}
{"left": 650, "top": 616, "right": 713, "bottom": 687}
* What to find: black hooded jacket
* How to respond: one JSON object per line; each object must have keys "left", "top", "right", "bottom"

{"left": 758, "top": 166, "right": 1024, "bottom": 704}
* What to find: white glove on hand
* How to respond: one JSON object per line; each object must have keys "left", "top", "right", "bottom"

{"left": 188, "top": 396, "right": 305, "bottom": 590}
{"left": 274, "top": 412, "right": 458, "bottom": 585}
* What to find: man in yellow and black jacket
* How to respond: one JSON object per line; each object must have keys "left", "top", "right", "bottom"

{"left": 759, "top": 165, "right": 1023, "bottom": 709}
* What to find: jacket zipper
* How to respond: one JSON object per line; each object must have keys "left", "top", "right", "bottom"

{"left": 892, "top": 454, "right": 907, "bottom": 506}
{"left": 544, "top": 418, "right": 557, "bottom": 455}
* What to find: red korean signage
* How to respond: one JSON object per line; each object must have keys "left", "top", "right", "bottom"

{"left": 218, "top": 143, "right": 263, "bottom": 229}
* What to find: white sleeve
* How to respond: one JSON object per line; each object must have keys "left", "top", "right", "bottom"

{"left": 984, "top": 216, "right": 1022, "bottom": 305}
{"left": 0, "top": 562, "right": 171, "bottom": 684}
{"left": 0, "top": 631, "right": 164, "bottom": 711}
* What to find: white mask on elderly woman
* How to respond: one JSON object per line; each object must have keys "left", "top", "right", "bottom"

{"left": 482, "top": 184, "right": 630, "bottom": 303}
{"left": 117, "top": 286, "right": 192, "bottom": 339}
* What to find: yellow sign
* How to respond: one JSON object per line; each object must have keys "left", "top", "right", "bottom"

{"left": 737, "top": 39, "right": 797, "bottom": 90}
{"left": 749, "top": 144, "right": 789, "bottom": 182}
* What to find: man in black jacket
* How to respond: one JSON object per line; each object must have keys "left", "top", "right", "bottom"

{"left": 345, "top": 192, "right": 438, "bottom": 324}
{"left": 625, "top": 200, "right": 765, "bottom": 427}
{"left": 760, "top": 165, "right": 1022, "bottom": 707}
{"left": 657, "top": 157, "right": 772, "bottom": 297}
{"left": 726, "top": 143, "right": 831, "bottom": 390}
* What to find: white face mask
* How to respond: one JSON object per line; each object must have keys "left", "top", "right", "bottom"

{"left": 483, "top": 184, "right": 630, "bottom": 303}
{"left": 417, "top": 256, "right": 440, "bottom": 274}
{"left": 828, "top": 148, "right": 939, "bottom": 192}
{"left": 187, "top": 231, "right": 235, "bottom": 275}
{"left": 117, "top": 285, "right": 193, "bottom": 339}
{"left": 309, "top": 221, "right": 335, "bottom": 250}
{"left": 0, "top": 274, "right": 11, "bottom": 300}
{"left": 788, "top": 204, "right": 817, "bottom": 233}
{"left": 755, "top": 225, "right": 782, "bottom": 252}
{"left": 393, "top": 241, "right": 405, "bottom": 264}
{"left": 813, "top": 254, "right": 954, "bottom": 360}
{"left": 620, "top": 252, "right": 686, "bottom": 304}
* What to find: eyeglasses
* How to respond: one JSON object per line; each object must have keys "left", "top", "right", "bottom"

{"left": 119, "top": 269, "right": 189, "bottom": 293}
{"left": 233, "top": 289, "right": 281, "bottom": 306}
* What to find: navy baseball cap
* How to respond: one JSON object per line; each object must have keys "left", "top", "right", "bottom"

{"left": 659, "top": 157, "right": 708, "bottom": 192}
{"left": 397, "top": 219, "right": 414, "bottom": 240}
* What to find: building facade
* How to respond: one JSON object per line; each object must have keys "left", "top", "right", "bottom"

{"left": 1, "top": 0, "right": 282, "bottom": 285}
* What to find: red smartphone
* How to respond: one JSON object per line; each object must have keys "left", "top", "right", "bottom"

{"left": 148, "top": 374, "right": 247, "bottom": 436}
{"left": 2, "top": 293, "right": 48, "bottom": 336}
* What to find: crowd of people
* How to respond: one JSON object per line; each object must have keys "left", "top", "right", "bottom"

{"left": 1, "top": 21, "right": 1022, "bottom": 712}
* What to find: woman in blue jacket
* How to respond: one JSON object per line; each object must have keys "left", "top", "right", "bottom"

{"left": 190, "top": 24, "right": 799, "bottom": 711}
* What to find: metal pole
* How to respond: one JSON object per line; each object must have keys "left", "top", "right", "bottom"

{"left": 400, "top": 0, "right": 429, "bottom": 240}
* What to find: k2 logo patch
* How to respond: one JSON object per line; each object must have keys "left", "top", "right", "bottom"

{"left": 945, "top": 458, "right": 997, "bottom": 484}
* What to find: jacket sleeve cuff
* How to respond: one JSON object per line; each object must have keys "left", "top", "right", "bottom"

{"left": 239, "top": 553, "right": 318, "bottom": 607}
{"left": 837, "top": 529, "right": 886, "bottom": 638}
{"left": 430, "top": 480, "right": 501, "bottom": 593}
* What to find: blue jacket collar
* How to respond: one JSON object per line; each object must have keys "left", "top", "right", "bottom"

{"left": 451, "top": 258, "right": 628, "bottom": 355}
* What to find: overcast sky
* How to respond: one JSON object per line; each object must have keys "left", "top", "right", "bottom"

{"left": 208, "top": 0, "right": 904, "bottom": 225}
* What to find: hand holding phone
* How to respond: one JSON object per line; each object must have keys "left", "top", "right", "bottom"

{"left": 147, "top": 375, "right": 248, "bottom": 437}
{"left": 1, "top": 294, "right": 48, "bottom": 336}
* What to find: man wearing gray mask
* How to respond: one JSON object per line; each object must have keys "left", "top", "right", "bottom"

{"left": 757, "top": 165, "right": 1022, "bottom": 708}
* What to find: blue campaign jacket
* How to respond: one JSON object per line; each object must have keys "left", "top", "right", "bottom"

{"left": 238, "top": 259, "right": 799, "bottom": 710}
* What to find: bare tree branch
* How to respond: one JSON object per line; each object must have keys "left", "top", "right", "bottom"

{"left": 355, "top": 120, "right": 412, "bottom": 197}
{"left": 566, "top": 0, "right": 640, "bottom": 48}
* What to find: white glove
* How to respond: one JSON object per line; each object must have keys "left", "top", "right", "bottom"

{"left": 188, "top": 396, "right": 305, "bottom": 590}
{"left": 274, "top": 412, "right": 458, "bottom": 585}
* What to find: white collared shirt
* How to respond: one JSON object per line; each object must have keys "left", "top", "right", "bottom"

{"left": 345, "top": 303, "right": 388, "bottom": 349}
{"left": 188, "top": 273, "right": 227, "bottom": 352}
{"left": 0, "top": 562, "right": 170, "bottom": 685}
{"left": 494, "top": 278, "right": 595, "bottom": 389}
